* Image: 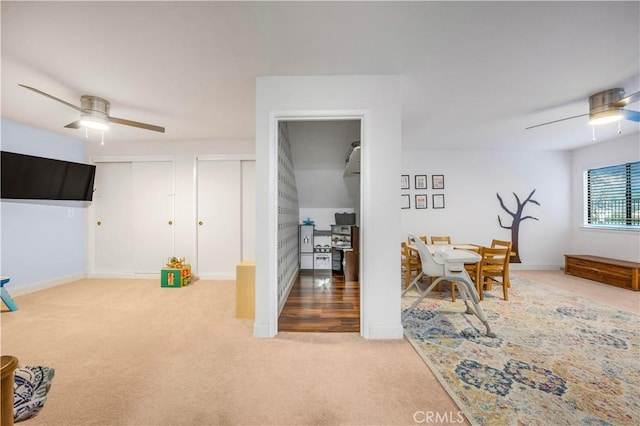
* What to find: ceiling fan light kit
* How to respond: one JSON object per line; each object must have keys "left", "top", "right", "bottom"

{"left": 78, "top": 95, "right": 110, "bottom": 130}
{"left": 18, "top": 84, "right": 165, "bottom": 138}
{"left": 526, "top": 86, "right": 640, "bottom": 131}
{"left": 588, "top": 88, "right": 624, "bottom": 125}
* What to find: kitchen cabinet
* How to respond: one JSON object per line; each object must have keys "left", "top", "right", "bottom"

{"left": 331, "top": 225, "right": 359, "bottom": 275}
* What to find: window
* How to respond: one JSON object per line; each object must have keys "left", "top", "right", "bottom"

{"left": 586, "top": 161, "right": 640, "bottom": 228}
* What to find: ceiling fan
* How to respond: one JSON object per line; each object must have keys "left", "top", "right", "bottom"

{"left": 18, "top": 84, "right": 165, "bottom": 133}
{"left": 526, "top": 88, "right": 640, "bottom": 130}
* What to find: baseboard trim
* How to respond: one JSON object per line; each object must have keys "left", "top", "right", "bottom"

{"left": 510, "top": 264, "right": 562, "bottom": 271}
{"left": 365, "top": 324, "right": 404, "bottom": 339}
{"left": 253, "top": 323, "right": 274, "bottom": 338}
{"left": 88, "top": 273, "right": 158, "bottom": 279}
{"left": 7, "top": 273, "right": 86, "bottom": 297}
{"left": 195, "top": 275, "right": 235, "bottom": 280}
{"left": 278, "top": 268, "right": 299, "bottom": 315}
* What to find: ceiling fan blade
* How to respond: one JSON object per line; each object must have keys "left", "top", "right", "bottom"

{"left": 64, "top": 121, "right": 82, "bottom": 129}
{"left": 612, "top": 90, "right": 640, "bottom": 107}
{"left": 525, "top": 113, "right": 589, "bottom": 130}
{"left": 18, "top": 84, "right": 83, "bottom": 112}
{"left": 623, "top": 109, "right": 640, "bottom": 122}
{"left": 109, "top": 116, "right": 165, "bottom": 133}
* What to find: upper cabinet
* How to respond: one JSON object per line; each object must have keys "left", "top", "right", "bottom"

{"left": 344, "top": 145, "right": 361, "bottom": 176}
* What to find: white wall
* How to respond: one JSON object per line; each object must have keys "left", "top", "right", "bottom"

{"left": 288, "top": 120, "right": 360, "bottom": 210}
{"left": 1, "top": 118, "right": 87, "bottom": 294}
{"left": 86, "top": 139, "right": 254, "bottom": 273}
{"left": 569, "top": 134, "right": 640, "bottom": 262}
{"left": 288, "top": 120, "right": 360, "bottom": 231}
{"left": 401, "top": 148, "right": 572, "bottom": 269}
{"left": 255, "top": 75, "right": 402, "bottom": 339}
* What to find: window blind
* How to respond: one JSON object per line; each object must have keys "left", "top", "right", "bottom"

{"left": 587, "top": 161, "right": 640, "bottom": 228}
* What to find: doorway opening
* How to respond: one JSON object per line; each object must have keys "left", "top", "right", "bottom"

{"left": 275, "top": 118, "right": 362, "bottom": 332}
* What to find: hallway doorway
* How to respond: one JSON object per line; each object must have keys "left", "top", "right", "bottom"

{"left": 276, "top": 118, "right": 362, "bottom": 332}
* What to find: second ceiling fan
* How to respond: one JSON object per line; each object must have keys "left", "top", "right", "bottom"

{"left": 526, "top": 87, "right": 640, "bottom": 130}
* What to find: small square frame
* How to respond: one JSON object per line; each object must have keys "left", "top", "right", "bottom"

{"left": 401, "top": 175, "right": 410, "bottom": 190}
{"left": 432, "top": 194, "right": 445, "bottom": 209}
{"left": 401, "top": 194, "right": 411, "bottom": 209}
{"left": 415, "top": 194, "right": 427, "bottom": 209}
{"left": 432, "top": 174, "right": 445, "bottom": 190}
{"left": 415, "top": 175, "right": 427, "bottom": 190}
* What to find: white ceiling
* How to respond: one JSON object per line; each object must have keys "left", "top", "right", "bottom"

{"left": 1, "top": 1, "right": 639, "bottom": 151}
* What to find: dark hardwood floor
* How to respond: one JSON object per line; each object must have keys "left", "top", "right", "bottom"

{"left": 278, "top": 271, "right": 360, "bottom": 332}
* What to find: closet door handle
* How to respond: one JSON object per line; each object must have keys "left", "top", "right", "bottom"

{"left": 168, "top": 221, "right": 173, "bottom": 225}
{"left": 198, "top": 221, "right": 204, "bottom": 226}
{"left": 97, "top": 221, "right": 102, "bottom": 226}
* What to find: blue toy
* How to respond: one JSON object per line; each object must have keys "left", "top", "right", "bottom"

{"left": 0, "top": 276, "right": 18, "bottom": 311}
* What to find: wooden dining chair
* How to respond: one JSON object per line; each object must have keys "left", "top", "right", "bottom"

{"left": 475, "top": 246, "right": 510, "bottom": 301}
{"left": 407, "top": 236, "right": 428, "bottom": 244}
{"left": 491, "top": 239, "right": 513, "bottom": 288}
{"left": 403, "top": 239, "right": 441, "bottom": 291}
{"left": 430, "top": 236, "right": 451, "bottom": 245}
{"left": 401, "top": 242, "right": 421, "bottom": 289}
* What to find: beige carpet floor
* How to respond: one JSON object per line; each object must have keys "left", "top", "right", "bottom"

{"left": 1, "top": 271, "right": 637, "bottom": 425}
{"left": 2, "top": 278, "right": 460, "bottom": 425}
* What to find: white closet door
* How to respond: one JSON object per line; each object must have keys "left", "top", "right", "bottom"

{"left": 197, "top": 160, "right": 242, "bottom": 278}
{"left": 132, "top": 161, "right": 175, "bottom": 273}
{"left": 241, "top": 160, "right": 256, "bottom": 262}
{"left": 94, "top": 162, "right": 134, "bottom": 274}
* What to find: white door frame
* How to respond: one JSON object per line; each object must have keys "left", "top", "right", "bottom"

{"left": 269, "top": 110, "right": 366, "bottom": 336}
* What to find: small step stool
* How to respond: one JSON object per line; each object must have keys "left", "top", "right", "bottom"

{"left": 0, "top": 276, "right": 18, "bottom": 311}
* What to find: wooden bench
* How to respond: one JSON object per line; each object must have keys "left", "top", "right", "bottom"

{"left": 564, "top": 255, "right": 640, "bottom": 291}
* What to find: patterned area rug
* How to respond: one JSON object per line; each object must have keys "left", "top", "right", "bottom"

{"left": 402, "top": 276, "right": 640, "bottom": 425}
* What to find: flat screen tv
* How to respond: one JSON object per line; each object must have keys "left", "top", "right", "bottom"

{"left": 1, "top": 151, "right": 96, "bottom": 201}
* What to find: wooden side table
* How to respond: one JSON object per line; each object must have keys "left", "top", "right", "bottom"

{"left": 1, "top": 355, "right": 19, "bottom": 426}
{"left": 236, "top": 262, "right": 255, "bottom": 319}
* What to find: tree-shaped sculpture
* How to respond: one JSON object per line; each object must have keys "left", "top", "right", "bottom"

{"left": 497, "top": 189, "right": 540, "bottom": 263}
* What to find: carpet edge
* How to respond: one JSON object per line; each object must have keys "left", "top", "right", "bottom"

{"left": 403, "top": 334, "right": 479, "bottom": 426}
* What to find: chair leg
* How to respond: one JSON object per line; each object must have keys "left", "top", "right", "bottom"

{"left": 451, "top": 276, "right": 496, "bottom": 338}
{"left": 475, "top": 272, "right": 483, "bottom": 301}
{"left": 402, "top": 277, "right": 445, "bottom": 320}
{"left": 429, "top": 276, "right": 441, "bottom": 292}
{"left": 505, "top": 263, "right": 511, "bottom": 287}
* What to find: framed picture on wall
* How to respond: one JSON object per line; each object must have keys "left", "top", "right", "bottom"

{"left": 401, "top": 194, "right": 411, "bottom": 209}
{"left": 433, "top": 194, "right": 445, "bottom": 209}
{"left": 401, "top": 175, "right": 410, "bottom": 190}
{"left": 415, "top": 175, "right": 427, "bottom": 189}
{"left": 432, "top": 174, "right": 445, "bottom": 190}
{"left": 415, "top": 194, "right": 427, "bottom": 209}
